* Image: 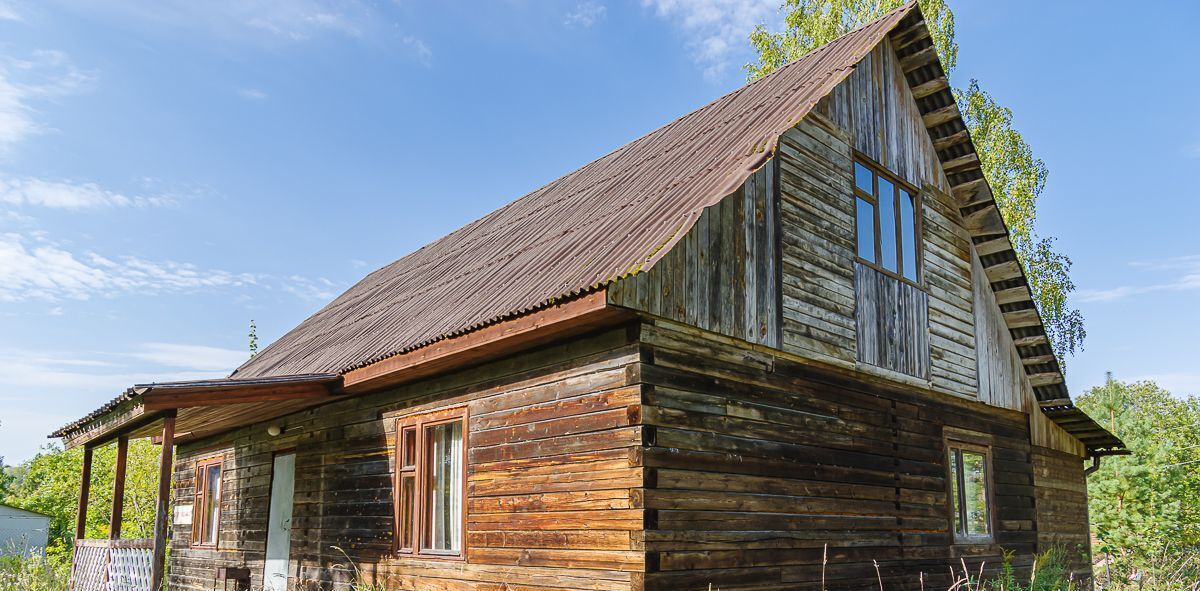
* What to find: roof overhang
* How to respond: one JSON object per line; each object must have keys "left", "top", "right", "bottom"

{"left": 878, "top": 7, "right": 1125, "bottom": 455}
{"left": 52, "top": 374, "right": 344, "bottom": 449}
{"left": 341, "top": 290, "right": 633, "bottom": 394}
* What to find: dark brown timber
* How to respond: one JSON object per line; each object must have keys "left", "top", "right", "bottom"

{"left": 109, "top": 435, "right": 128, "bottom": 540}
{"left": 75, "top": 445, "right": 93, "bottom": 541}
{"left": 151, "top": 416, "right": 175, "bottom": 591}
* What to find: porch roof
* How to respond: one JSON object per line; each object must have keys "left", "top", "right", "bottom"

{"left": 50, "top": 373, "right": 342, "bottom": 449}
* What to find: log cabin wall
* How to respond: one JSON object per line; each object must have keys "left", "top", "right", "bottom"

{"left": 638, "top": 319, "right": 1037, "bottom": 590}
{"left": 1031, "top": 446, "right": 1093, "bottom": 578}
{"left": 168, "top": 326, "right": 648, "bottom": 591}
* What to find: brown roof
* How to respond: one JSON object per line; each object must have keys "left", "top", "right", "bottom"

{"left": 232, "top": 4, "right": 915, "bottom": 379}
{"left": 56, "top": 3, "right": 1124, "bottom": 455}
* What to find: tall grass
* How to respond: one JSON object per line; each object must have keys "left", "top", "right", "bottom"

{"left": 0, "top": 549, "right": 70, "bottom": 591}
{"left": 1095, "top": 547, "right": 1200, "bottom": 591}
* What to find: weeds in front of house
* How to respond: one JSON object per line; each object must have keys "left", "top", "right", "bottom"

{"left": 1094, "top": 545, "right": 1200, "bottom": 591}
{"left": 0, "top": 547, "right": 70, "bottom": 591}
{"left": 322, "top": 543, "right": 1198, "bottom": 591}
{"left": 328, "top": 545, "right": 394, "bottom": 591}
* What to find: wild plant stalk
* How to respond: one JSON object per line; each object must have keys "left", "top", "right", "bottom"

{"left": 822, "top": 543, "right": 828, "bottom": 591}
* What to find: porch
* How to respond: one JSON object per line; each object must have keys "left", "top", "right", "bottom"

{"left": 56, "top": 374, "right": 342, "bottom": 591}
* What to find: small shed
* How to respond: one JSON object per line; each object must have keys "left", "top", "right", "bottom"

{"left": 0, "top": 503, "right": 51, "bottom": 556}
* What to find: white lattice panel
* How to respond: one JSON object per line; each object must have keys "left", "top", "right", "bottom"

{"left": 70, "top": 539, "right": 154, "bottom": 591}
{"left": 107, "top": 546, "right": 153, "bottom": 591}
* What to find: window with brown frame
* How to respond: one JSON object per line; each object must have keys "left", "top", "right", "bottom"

{"left": 853, "top": 157, "right": 922, "bottom": 283}
{"left": 192, "top": 455, "right": 223, "bottom": 548}
{"left": 947, "top": 443, "right": 993, "bottom": 543}
{"left": 394, "top": 407, "right": 467, "bottom": 558}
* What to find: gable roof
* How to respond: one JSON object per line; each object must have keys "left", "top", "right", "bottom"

{"left": 57, "top": 4, "right": 1121, "bottom": 455}
{"left": 232, "top": 4, "right": 913, "bottom": 380}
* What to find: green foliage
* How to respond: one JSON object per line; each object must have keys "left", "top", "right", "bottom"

{"left": 747, "top": 0, "right": 956, "bottom": 81}
{"left": 956, "top": 82, "right": 1084, "bottom": 361}
{"left": 249, "top": 318, "right": 260, "bottom": 357}
{"left": 746, "top": 0, "right": 1085, "bottom": 363}
{"left": 1, "top": 442, "right": 160, "bottom": 555}
{"left": 0, "top": 551, "right": 70, "bottom": 591}
{"left": 1077, "top": 380, "right": 1200, "bottom": 560}
{"left": 975, "top": 548, "right": 1079, "bottom": 591}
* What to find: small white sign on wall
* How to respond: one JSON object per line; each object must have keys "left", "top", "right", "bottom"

{"left": 174, "top": 503, "right": 193, "bottom": 525}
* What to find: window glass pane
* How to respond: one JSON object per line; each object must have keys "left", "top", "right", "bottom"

{"left": 900, "top": 188, "right": 917, "bottom": 281}
{"left": 854, "top": 162, "right": 873, "bottom": 193}
{"left": 961, "top": 451, "right": 990, "bottom": 535}
{"left": 856, "top": 198, "right": 875, "bottom": 263}
{"left": 401, "top": 428, "right": 416, "bottom": 469}
{"left": 398, "top": 474, "right": 415, "bottom": 550}
{"left": 948, "top": 450, "right": 962, "bottom": 535}
{"left": 424, "top": 421, "right": 462, "bottom": 552}
{"left": 877, "top": 177, "right": 897, "bottom": 272}
{"left": 204, "top": 464, "right": 221, "bottom": 545}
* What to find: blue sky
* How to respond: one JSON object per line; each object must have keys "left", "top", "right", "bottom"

{"left": 1, "top": 0, "right": 1197, "bottom": 463}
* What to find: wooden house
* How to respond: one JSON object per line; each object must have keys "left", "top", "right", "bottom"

{"left": 53, "top": 4, "right": 1126, "bottom": 590}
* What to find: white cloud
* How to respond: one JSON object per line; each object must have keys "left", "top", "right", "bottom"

{"left": 0, "top": 345, "right": 239, "bottom": 461}
{"left": 402, "top": 36, "right": 433, "bottom": 67}
{"left": 0, "top": 175, "right": 177, "bottom": 209}
{"left": 565, "top": 1, "right": 607, "bottom": 28}
{"left": 643, "top": 0, "right": 778, "bottom": 81}
{"left": 0, "top": 50, "right": 94, "bottom": 151}
{"left": 63, "top": 1, "right": 429, "bottom": 47}
{"left": 238, "top": 87, "right": 268, "bottom": 100}
{"left": 1186, "top": 141, "right": 1200, "bottom": 159}
{"left": 131, "top": 343, "right": 249, "bottom": 371}
{"left": 282, "top": 274, "right": 338, "bottom": 301}
{"left": 0, "top": 232, "right": 260, "bottom": 302}
{"left": 0, "top": 228, "right": 346, "bottom": 304}
{"left": 1077, "top": 255, "right": 1200, "bottom": 303}
{"left": 0, "top": 348, "right": 228, "bottom": 393}
{"left": 0, "top": 0, "right": 20, "bottom": 21}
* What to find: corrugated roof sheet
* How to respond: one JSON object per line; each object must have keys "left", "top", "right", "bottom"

{"left": 232, "top": 3, "right": 916, "bottom": 379}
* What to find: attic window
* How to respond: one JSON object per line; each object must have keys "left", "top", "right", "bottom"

{"left": 854, "top": 157, "right": 921, "bottom": 283}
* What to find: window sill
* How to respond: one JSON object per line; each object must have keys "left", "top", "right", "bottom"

{"left": 393, "top": 551, "right": 466, "bottom": 562}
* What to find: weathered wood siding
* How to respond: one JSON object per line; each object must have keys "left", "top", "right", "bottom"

{"left": 855, "top": 262, "right": 930, "bottom": 378}
{"left": 609, "top": 164, "right": 780, "bottom": 348}
{"left": 777, "top": 118, "right": 859, "bottom": 365}
{"left": 639, "top": 319, "right": 1037, "bottom": 590}
{"left": 817, "top": 39, "right": 950, "bottom": 194}
{"left": 168, "top": 327, "right": 647, "bottom": 591}
{"left": 1032, "top": 446, "right": 1092, "bottom": 578}
{"left": 799, "top": 38, "right": 976, "bottom": 397}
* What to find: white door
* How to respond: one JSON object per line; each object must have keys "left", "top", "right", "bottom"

{"left": 264, "top": 452, "right": 295, "bottom": 591}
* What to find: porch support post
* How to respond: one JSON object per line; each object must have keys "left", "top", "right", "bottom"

{"left": 109, "top": 435, "right": 129, "bottom": 540}
{"left": 75, "top": 445, "right": 94, "bottom": 540}
{"left": 151, "top": 415, "right": 175, "bottom": 591}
